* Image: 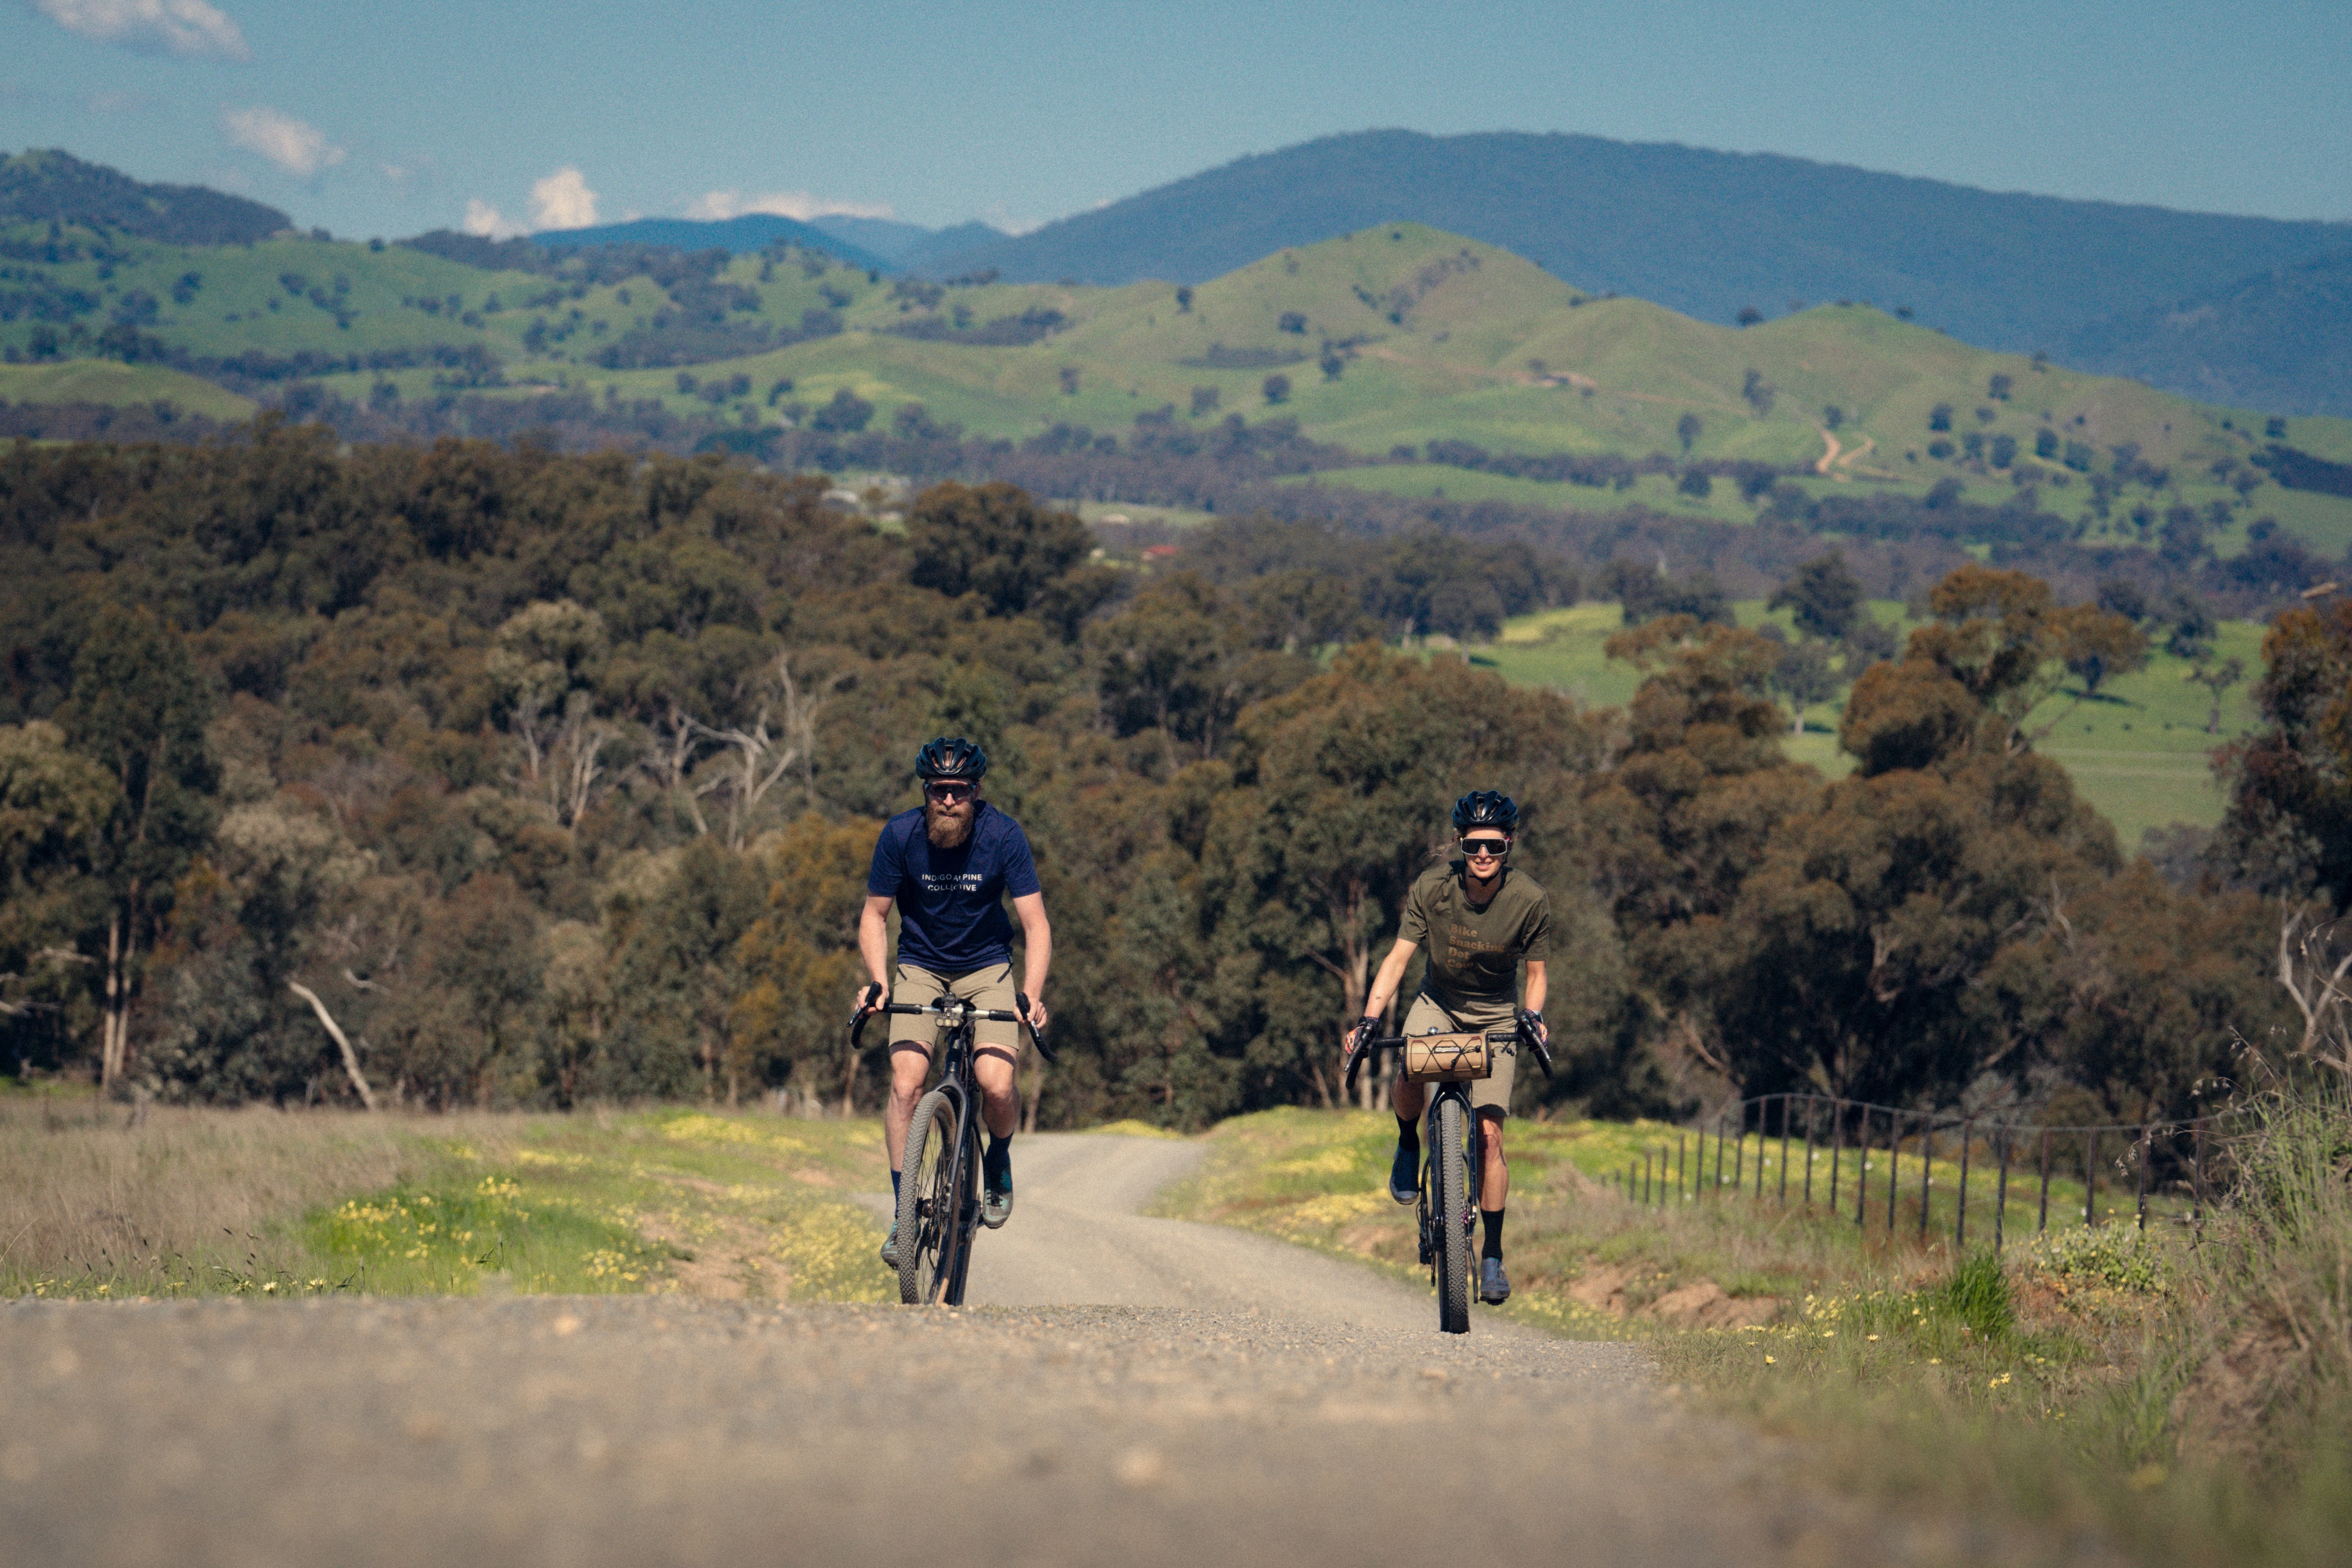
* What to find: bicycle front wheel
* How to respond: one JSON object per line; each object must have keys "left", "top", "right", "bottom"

{"left": 896, "top": 1088, "right": 966, "bottom": 1305}
{"left": 1432, "top": 1096, "right": 1472, "bottom": 1334}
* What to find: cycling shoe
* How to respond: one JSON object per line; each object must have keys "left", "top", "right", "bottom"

{"left": 1389, "top": 1143, "right": 1419, "bottom": 1205}
{"left": 981, "top": 1151, "right": 1014, "bottom": 1229}
{"left": 1479, "top": 1256, "right": 1512, "bottom": 1305}
{"left": 879, "top": 1224, "right": 900, "bottom": 1269}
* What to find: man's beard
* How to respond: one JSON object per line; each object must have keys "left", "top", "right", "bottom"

{"left": 926, "top": 798, "right": 975, "bottom": 848}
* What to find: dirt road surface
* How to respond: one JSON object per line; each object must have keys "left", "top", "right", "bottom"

{"left": 2, "top": 1134, "right": 1972, "bottom": 1567}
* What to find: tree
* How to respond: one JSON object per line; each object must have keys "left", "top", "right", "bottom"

{"left": 1319, "top": 345, "right": 1345, "bottom": 382}
{"left": 1057, "top": 366, "right": 1079, "bottom": 396}
{"left": 1767, "top": 638, "right": 1838, "bottom": 733}
{"left": 730, "top": 815, "right": 881, "bottom": 1108}
{"left": 907, "top": 481, "right": 1099, "bottom": 624}
{"left": 1189, "top": 386, "right": 1219, "bottom": 418}
{"left": 1928, "top": 404, "right": 1953, "bottom": 432}
{"left": 1262, "top": 374, "right": 1290, "bottom": 405}
{"left": 1990, "top": 433, "right": 2018, "bottom": 469}
{"left": 1174, "top": 286, "right": 1193, "bottom": 313}
{"left": 1988, "top": 372, "right": 2013, "bottom": 401}
{"left": 1741, "top": 370, "right": 1774, "bottom": 416}
{"left": 1676, "top": 469, "right": 1713, "bottom": 498}
{"left": 56, "top": 603, "right": 218, "bottom": 1093}
{"left": 1769, "top": 551, "right": 1865, "bottom": 642}
{"left": 1676, "top": 412, "right": 1702, "bottom": 453}
{"left": 1896, "top": 564, "right": 2143, "bottom": 748}
{"left": 1089, "top": 574, "right": 1309, "bottom": 766}
{"left": 2215, "top": 596, "right": 2352, "bottom": 912}
{"left": 2059, "top": 607, "right": 2149, "bottom": 701}
{"left": 1736, "top": 306, "right": 1763, "bottom": 327}
{"left": 807, "top": 388, "right": 873, "bottom": 433}
{"left": 0, "top": 722, "right": 115, "bottom": 1073}
{"left": 1278, "top": 312, "right": 1307, "bottom": 334}
{"left": 1822, "top": 405, "right": 1846, "bottom": 431}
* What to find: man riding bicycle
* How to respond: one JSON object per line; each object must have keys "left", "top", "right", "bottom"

{"left": 856, "top": 737, "right": 1051, "bottom": 1265}
{"left": 1353, "top": 791, "right": 1550, "bottom": 1307}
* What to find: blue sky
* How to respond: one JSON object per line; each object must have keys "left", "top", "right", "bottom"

{"left": 5, "top": 0, "right": 2347, "bottom": 240}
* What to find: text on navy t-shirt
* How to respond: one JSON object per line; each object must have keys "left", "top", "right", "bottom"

{"left": 866, "top": 803, "right": 1041, "bottom": 973}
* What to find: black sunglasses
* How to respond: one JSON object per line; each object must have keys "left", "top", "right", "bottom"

{"left": 1461, "top": 838, "right": 1510, "bottom": 857}
{"left": 925, "top": 782, "right": 975, "bottom": 802}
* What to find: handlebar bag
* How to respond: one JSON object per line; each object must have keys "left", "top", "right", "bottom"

{"left": 1402, "top": 1030, "right": 1500, "bottom": 1083}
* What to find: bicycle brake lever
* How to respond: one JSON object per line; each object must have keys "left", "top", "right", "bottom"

{"left": 1016, "top": 992, "right": 1058, "bottom": 1065}
{"left": 1519, "top": 1019, "right": 1554, "bottom": 1080}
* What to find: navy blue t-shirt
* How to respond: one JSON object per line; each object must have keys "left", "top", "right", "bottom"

{"left": 866, "top": 802, "right": 1041, "bottom": 973}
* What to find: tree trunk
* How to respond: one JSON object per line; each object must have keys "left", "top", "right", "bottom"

{"left": 288, "top": 981, "right": 377, "bottom": 1110}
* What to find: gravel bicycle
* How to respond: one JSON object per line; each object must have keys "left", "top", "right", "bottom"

{"left": 1346, "top": 1013, "right": 1550, "bottom": 1334}
{"left": 850, "top": 993, "right": 1052, "bottom": 1306}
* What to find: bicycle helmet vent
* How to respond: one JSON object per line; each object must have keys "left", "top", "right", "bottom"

{"left": 1451, "top": 790, "right": 1519, "bottom": 834}
{"left": 916, "top": 735, "right": 990, "bottom": 782}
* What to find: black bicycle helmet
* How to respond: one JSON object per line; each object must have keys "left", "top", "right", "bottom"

{"left": 1452, "top": 790, "right": 1519, "bottom": 834}
{"left": 915, "top": 735, "right": 990, "bottom": 782}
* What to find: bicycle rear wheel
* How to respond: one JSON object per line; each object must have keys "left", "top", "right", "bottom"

{"left": 896, "top": 1088, "right": 965, "bottom": 1305}
{"left": 1432, "top": 1096, "right": 1471, "bottom": 1334}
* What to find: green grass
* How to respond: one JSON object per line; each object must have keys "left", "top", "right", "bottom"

{"left": 0, "top": 359, "right": 257, "bottom": 419}
{"left": 6, "top": 1103, "right": 896, "bottom": 1303}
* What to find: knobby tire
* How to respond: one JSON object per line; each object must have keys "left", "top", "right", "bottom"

{"left": 1433, "top": 1096, "right": 1472, "bottom": 1334}
{"left": 897, "top": 1089, "right": 965, "bottom": 1305}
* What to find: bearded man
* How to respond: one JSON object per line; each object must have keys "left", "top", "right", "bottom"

{"left": 855, "top": 737, "right": 1051, "bottom": 1256}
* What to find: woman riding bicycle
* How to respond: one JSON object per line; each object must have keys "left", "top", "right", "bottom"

{"left": 856, "top": 737, "right": 1052, "bottom": 1264}
{"left": 1353, "top": 791, "right": 1550, "bottom": 1307}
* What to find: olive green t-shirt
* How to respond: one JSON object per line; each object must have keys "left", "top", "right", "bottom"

{"left": 1399, "top": 860, "right": 1552, "bottom": 1004}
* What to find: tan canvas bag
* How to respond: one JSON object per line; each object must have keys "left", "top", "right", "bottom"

{"left": 1403, "top": 1029, "right": 1508, "bottom": 1083}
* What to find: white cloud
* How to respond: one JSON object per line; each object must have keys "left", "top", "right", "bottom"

{"left": 530, "top": 166, "right": 598, "bottom": 231}
{"left": 28, "top": 0, "right": 249, "bottom": 60}
{"left": 462, "top": 199, "right": 525, "bottom": 240}
{"left": 684, "top": 188, "right": 893, "bottom": 223}
{"left": 222, "top": 106, "right": 345, "bottom": 178}
{"left": 980, "top": 203, "right": 1043, "bottom": 237}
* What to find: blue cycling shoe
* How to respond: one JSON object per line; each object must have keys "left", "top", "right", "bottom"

{"left": 1479, "top": 1256, "right": 1512, "bottom": 1305}
{"left": 1389, "top": 1143, "right": 1419, "bottom": 1205}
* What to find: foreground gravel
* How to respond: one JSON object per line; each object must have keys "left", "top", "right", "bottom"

{"left": 5, "top": 1295, "right": 2009, "bottom": 1568}
{"left": 1, "top": 1133, "right": 2030, "bottom": 1566}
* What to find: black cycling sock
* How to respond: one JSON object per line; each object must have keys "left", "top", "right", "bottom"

{"left": 1395, "top": 1114, "right": 1420, "bottom": 1153}
{"left": 891, "top": 1169, "right": 901, "bottom": 1202}
{"left": 985, "top": 1133, "right": 1011, "bottom": 1166}
{"left": 1480, "top": 1208, "right": 1506, "bottom": 1260}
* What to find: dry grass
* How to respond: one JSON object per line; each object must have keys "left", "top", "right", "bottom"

{"left": 0, "top": 1090, "right": 513, "bottom": 1296}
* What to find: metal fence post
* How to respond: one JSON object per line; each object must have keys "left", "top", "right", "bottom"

{"left": 1755, "top": 1102, "right": 1767, "bottom": 1198}
{"left": 1887, "top": 1111, "right": 1902, "bottom": 1231}
{"left": 1714, "top": 1116, "right": 1726, "bottom": 1196}
{"left": 1957, "top": 1119, "right": 1973, "bottom": 1248}
{"left": 2038, "top": 1129, "right": 2052, "bottom": 1233}
{"left": 1830, "top": 1101, "right": 1844, "bottom": 1212}
{"left": 1856, "top": 1109, "right": 1871, "bottom": 1228}
{"left": 1994, "top": 1127, "right": 2009, "bottom": 1252}
{"left": 1768, "top": 1098, "right": 1782, "bottom": 1203}
{"left": 1677, "top": 1134, "right": 1686, "bottom": 1200}
{"left": 2136, "top": 1124, "right": 2152, "bottom": 1231}
{"left": 1919, "top": 1116, "right": 1932, "bottom": 1243}
{"left": 1803, "top": 1097, "right": 1816, "bottom": 1207}
{"left": 1734, "top": 1105, "right": 1745, "bottom": 1192}
{"left": 2192, "top": 1121, "right": 2206, "bottom": 1225}
{"left": 2092, "top": 1127, "right": 2106, "bottom": 1227}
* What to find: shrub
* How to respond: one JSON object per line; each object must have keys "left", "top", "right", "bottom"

{"left": 2026, "top": 1224, "right": 2170, "bottom": 1293}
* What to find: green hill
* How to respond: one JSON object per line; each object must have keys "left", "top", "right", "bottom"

{"left": 5, "top": 214, "right": 2351, "bottom": 563}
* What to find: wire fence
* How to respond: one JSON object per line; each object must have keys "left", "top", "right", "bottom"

{"left": 1610, "top": 1092, "right": 2223, "bottom": 1248}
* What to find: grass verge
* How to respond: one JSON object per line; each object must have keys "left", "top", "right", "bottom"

{"left": 0, "top": 1095, "right": 895, "bottom": 1303}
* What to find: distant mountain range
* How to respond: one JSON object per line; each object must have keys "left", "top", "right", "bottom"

{"left": 907, "top": 130, "right": 2352, "bottom": 415}
{"left": 2060, "top": 249, "right": 2352, "bottom": 418}
{"left": 531, "top": 213, "right": 896, "bottom": 272}
{"left": 523, "top": 213, "right": 1011, "bottom": 275}
{"left": 10, "top": 136, "right": 2352, "bottom": 415}
{"left": 2, "top": 149, "right": 288, "bottom": 246}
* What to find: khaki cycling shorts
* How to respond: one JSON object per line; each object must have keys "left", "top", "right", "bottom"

{"left": 1400, "top": 991, "right": 1519, "bottom": 1116}
{"left": 891, "top": 963, "right": 1024, "bottom": 1056}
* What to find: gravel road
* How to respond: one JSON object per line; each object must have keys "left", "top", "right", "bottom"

{"left": 1, "top": 1133, "right": 1979, "bottom": 1567}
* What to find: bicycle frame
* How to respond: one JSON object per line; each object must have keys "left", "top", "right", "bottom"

{"left": 849, "top": 990, "right": 1050, "bottom": 1306}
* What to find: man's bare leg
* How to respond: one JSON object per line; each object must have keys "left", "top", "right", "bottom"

{"left": 884, "top": 1043, "right": 932, "bottom": 1171}
{"left": 973, "top": 1048, "right": 1020, "bottom": 1138}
